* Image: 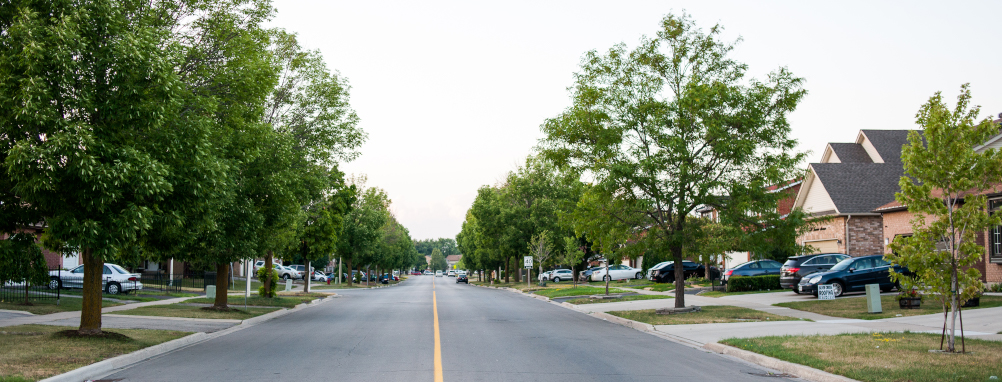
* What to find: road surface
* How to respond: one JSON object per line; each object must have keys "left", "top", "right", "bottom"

{"left": 103, "top": 275, "right": 798, "bottom": 381}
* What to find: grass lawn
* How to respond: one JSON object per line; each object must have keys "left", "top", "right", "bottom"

{"left": 721, "top": 332, "right": 1002, "bottom": 382}
{"left": 775, "top": 295, "right": 1002, "bottom": 320}
{"left": 533, "top": 286, "right": 628, "bottom": 298}
{"left": 0, "top": 324, "right": 191, "bottom": 381}
{"left": 608, "top": 306, "right": 798, "bottom": 325}
{"left": 55, "top": 290, "right": 159, "bottom": 303}
{"left": 114, "top": 304, "right": 279, "bottom": 319}
{"left": 700, "top": 289, "right": 788, "bottom": 298}
{"left": 184, "top": 294, "right": 320, "bottom": 308}
{"left": 0, "top": 298, "right": 121, "bottom": 315}
{"left": 565, "top": 295, "right": 671, "bottom": 304}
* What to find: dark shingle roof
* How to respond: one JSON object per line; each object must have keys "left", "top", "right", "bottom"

{"left": 860, "top": 130, "right": 913, "bottom": 164}
{"left": 811, "top": 163, "right": 904, "bottom": 214}
{"left": 828, "top": 143, "right": 872, "bottom": 163}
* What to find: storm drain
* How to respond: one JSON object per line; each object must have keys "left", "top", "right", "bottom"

{"left": 745, "top": 371, "right": 795, "bottom": 378}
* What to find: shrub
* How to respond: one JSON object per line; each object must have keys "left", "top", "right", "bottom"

{"left": 257, "top": 267, "right": 279, "bottom": 298}
{"left": 726, "top": 275, "right": 781, "bottom": 292}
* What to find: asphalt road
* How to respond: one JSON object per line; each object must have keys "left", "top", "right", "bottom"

{"left": 103, "top": 275, "right": 798, "bottom": 382}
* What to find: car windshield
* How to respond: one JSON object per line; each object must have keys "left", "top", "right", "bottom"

{"left": 830, "top": 257, "right": 854, "bottom": 271}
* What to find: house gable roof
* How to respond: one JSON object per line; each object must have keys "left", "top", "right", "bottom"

{"left": 826, "top": 143, "right": 872, "bottom": 163}
{"left": 812, "top": 163, "right": 904, "bottom": 214}
{"left": 859, "top": 130, "right": 912, "bottom": 164}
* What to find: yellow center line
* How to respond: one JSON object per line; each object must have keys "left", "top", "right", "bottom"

{"left": 433, "top": 289, "right": 443, "bottom": 382}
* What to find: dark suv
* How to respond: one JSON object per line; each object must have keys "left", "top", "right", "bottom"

{"left": 780, "top": 253, "right": 850, "bottom": 293}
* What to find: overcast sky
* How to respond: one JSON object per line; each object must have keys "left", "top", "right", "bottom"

{"left": 268, "top": 0, "right": 1002, "bottom": 241}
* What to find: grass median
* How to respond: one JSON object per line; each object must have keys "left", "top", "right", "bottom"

{"left": 113, "top": 304, "right": 279, "bottom": 320}
{"left": 721, "top": 332, "right": 1002, "bottom": 382}
{"left": 185, "top": 294, "right": 323, "bottom": 308}
{"left": 775, "top": 295, "right": 1002, "bottom": 320}
{"left": 0, "top": 324, "right": 191, "bottom": 382}
{"left": 0, "top": 299, "right": 121, "bottom": 315}
{"left": 533, "top": 286, "right": 628, "bottom": 298}
{"left": 565, "top": 295, "right": 670, "bottom": 304}
{"left": 607, "top": 306, "right": 797, "bottom": 325}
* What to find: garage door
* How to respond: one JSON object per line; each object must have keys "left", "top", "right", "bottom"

{"left": 807, "top": 240, "right": 839, "bottom": 254}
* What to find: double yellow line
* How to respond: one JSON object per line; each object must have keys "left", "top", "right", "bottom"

{"left": 433, "top": 278, "right": 443, "bottom": 382}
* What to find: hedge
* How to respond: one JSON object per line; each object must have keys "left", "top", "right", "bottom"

{"left": 725, "top": 275, "right": 781, "bottom": 292}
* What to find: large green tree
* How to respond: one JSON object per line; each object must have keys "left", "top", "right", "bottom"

{"left": 887, "top": 84, "right": 1002, "bottom": 353}
{"left": 540, "top": 13, "right": 806, "bottom": 308}
{"left": 335, "top": 177, "right": 389, "bottom": 286}
{"left": 429, "top": 248, "right": 448, "bottom": 272}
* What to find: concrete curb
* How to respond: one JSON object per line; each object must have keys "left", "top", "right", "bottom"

{"left": 703, "top": 342, "right": 860, "bottom": 382}
{"left": 38, "top": 295, "right": 337, "bottom": 382}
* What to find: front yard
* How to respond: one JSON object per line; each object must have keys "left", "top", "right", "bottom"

{"left": 0, "top": 324, "right": 191, "bottom": 382}
{"left": 608, "top": 306, "right": 798, "bottom": 325}
{"left": 113, "top": 304, "right": 280, "bottom": 320}
{"left": 775, "top": 295, "right": 1002, "bottom": 320}
{"left": 0, "top": 298, "right": 121, "bottom": 315}
{"left": 722, "top": 332, "right": 1002, "bottom": 382}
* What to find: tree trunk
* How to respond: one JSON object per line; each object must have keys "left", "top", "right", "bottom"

{"left": 264, "top": 252, "right": 274, "bottom": 298}
{"left": 504, "top": 257, "right": 510, "bottom": 283}
{"left": 213, "top": 263, "right": 229, "bottom": 309}
{"left": 346, "top": 259, "right": 354, "bottom": 286}
{"left": 673, "top": 245, "right": 685, "bottom": 308}
{"left": 79, "top": 247, "right": 103, "bottom": 335}
{"left": 947, "top": 263, "right": 959, "bottom": 351}
{"left": 304, "top": 260, "right": 311, "bottom": 293}
{"left": 704, "top": 260, "right": 710, "bottom": 280}
{"left": 605, "top": 262, "right": 610, "bottom": 296}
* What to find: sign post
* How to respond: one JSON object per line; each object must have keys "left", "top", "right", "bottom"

{"left": 524, "top": 256, "right": 533, "bottom": 288}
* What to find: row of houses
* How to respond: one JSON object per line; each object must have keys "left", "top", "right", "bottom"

{"left": 794, "top": 127, "right": 1002, "bottom": 284}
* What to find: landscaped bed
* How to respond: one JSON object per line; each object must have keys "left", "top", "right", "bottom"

{"left": 774, "top": 295, "right": 1002, "bottom": 320}
{"left": 113, "top": 304, "right": 279, "bottom": 320}
{"left": 0, "top": 324, "right": 191, "bottom": 382}
{"left": 564, "top": 295, "right": 670, "bottom": 304}
{"left": 607, "top": 306, "right": 797, "bottom": 325}
{"left": 0, "top": 298, "right": 121, "bottom": 315}
{"left": 721, "top": 332, "right": 1002, "bottom": 382}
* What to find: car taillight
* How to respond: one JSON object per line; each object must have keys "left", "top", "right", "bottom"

{"left": 724, "top": 270, "right": 733, "bottom": 276}
{"left": 128, "top": 277, "right": 137, "bottom": 281}
{"left": 786, "top": 267, "right": 800, "bottom": 274}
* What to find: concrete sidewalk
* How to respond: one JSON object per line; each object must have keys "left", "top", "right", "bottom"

{"left": 0, "top": 294, "right": 209, "bottom": 330}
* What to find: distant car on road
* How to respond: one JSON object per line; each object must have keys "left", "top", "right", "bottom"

{"left": 423, "top": 270, "right": 433, "bottom": 275}
{"left": 48, "top": 263, "right": 143, "bottom": 295}
{"left": 435, "top": 270, "right": 443, "bottom": 277}
{"left": 548, "top": 269, "right": 573, "bottom": 282}
{"left": 447, "top": 270, "right": 456, "bottom": 277}
{"left": 456, "top": 273, "right": 468, "bottom": 283}
{"left": 780, "top": 253, "right": 850, "bottom": 293}
{"left": 798, "top": 255, "right": 904, "bottom": 297}
{"left": 411, "top": 271, "right": 422, "bottom": 275}
{"left": 589, "top": 264, "right": 643, "bottom": 282}
{"left": 721, "top": 260, "right": 783, "bottom": 284}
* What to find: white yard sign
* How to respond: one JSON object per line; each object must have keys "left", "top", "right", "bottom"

{"left": 524, "top": 256, "right": 533, "bottom": 269}
{"left": 817, "top": 284, "right": 836, "bottom": 300}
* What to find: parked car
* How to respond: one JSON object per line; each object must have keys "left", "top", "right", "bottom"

{"left": 274, "top": 265, "right": 301, "bottom": 281}
{"left": 798, "top": 255, "right": 904, "bottom": 297}
{"left": 579, "top": 267, "right": 604, "bottom": 282}
{"left": 447, "top": 270, "right": 456, "bottom": 277}
{"left": 311, "top": 270, "right": 327, "bottom": 282}
{"left": 423, "top": 270, "right": 433, "bottom": 275}
{"left": 435, "top": 270, "right": 443, "bottom": 277}
{"left": 548, "top": 269, "right": 573, "bottom": 282}
{"left": 780, "top": 253, "right": 851, "bottom": 292}
{"left": 326, "top": 272, "right": 348, "bottom": 282}
{"left": 590, "top": 264, "right": 643, "bottom": 282}
{"left": 649, "top": 261, "right": 720, "bottom": 283}
{"left": 411, "top": 271, "right": 422, "bottom": 275}
{"left": 538, "top": 271, "right": 552, "bottom": 281}
{"left": 721, "top": 260, "right": 783, "bottom": 284}
{"left": 646, "top": 261, "right": 671, "bottom": 279}
{"left": 48, "top": 263, "right": 143, "bottom": 295}
{"left": 456, "top": 273, "right": 468, "bottom": 283}
{"left": 287, "top": 265, "right": 310, "bottom": 280}
{"left": 379, "top": 274, "right": 390, "bottom": 284}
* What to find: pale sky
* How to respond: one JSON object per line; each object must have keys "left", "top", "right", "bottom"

{"left": 268, "top": 0, "right": 1002, "bottom": 241}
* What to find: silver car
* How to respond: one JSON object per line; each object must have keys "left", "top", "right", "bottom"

{"left": 48, "top": 263, "right": 143, "bottom": 295}
{"left": 548, "top": 269, "right": 573, "bottom": 282}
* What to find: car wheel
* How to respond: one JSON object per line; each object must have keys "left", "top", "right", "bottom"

{"left": 635, "top": 272, "right": 642, "bottom": 280}
{"left": 106, "top": 282, "right": 121, "bottom": 295}
{"left": 603, "top": 275, "right": 611, "bottom": 282}
{"left": 48, "top": 277, "right": 61, "bottom": 290}
{"left": 831, "top": 281, "right": 845, "bottom": 297}
{"left": 283, "top": 274, "right": 290, "bottom": 281}
{"left": 553, "top": 277, "right": 560, "bottom": 282}
{"left": 792, "top": 289, "right": 800, "bottom": 295}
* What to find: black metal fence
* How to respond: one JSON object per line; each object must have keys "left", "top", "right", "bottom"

{"left": 0, "top": 267, "right": 60, "bottom": 304}
{"left": 131, "top": 271, "right": 234, "bottom": 294}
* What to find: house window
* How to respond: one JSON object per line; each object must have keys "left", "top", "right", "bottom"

{"left": 990, "top": 199, "right": 1002, "bottom": 263}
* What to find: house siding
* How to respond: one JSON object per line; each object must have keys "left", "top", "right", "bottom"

{"left": 847, "top": 216, "right": 883, "bottom": 256}
{"left": 882, "top": 210, "right": 917, "bottom": 254}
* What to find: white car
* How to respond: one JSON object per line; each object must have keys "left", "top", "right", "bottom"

{"left": 311, "top": 270, "right": 327, "bottom": 282}
{"left": 589, "top": 264, "right": 644, "bottom": 282}
{"left": 548, "top": 269, "right": 573, "bottom": 282}
{"left": 538, "top": 271, "right": 552, "bottom": 281}
{"left": 435, "top": 270, "right": 443, "bottom": 277}
{"left": 447, "top": 270, "right": 456, "bottom": 277}
{"left": 48, "top": 263, "right": 143, "bottom": 295}
{"left": 423, "top": 270, "right": 433, "bottom": 275}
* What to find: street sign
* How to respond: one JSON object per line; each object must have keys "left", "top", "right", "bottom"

{"left": 818, "top": 284, "right": 835, "bottom": 300}
{"left": 523, "top": 256, "right": 533, "bottom": 269}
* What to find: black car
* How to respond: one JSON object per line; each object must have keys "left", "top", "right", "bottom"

{"left": 456, "top": 273, "right": 468, "bottom": 283}
{"left": 780, "top": 253, "right": 850, "bottom": 293}
{"left": 798, "top": 255, "right": 903, "bottom": 297}
{"left": 721, "top": 260, "right": 783, "bottom": 285}
{"left": 649, "top": 261, "right": 720, "bottom": 283}
{"left": 579, "top": 267, "right": 604, "bottom": 282}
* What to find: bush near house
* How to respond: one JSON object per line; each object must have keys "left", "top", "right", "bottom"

{"left": 726, "top": 275, "right": 781, "bottom": 292}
